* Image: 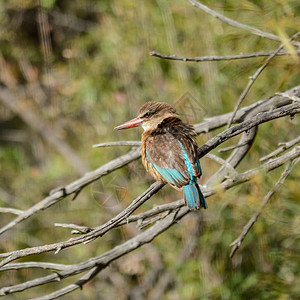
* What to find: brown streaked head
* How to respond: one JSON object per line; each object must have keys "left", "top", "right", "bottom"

{"left": 114, "top": 101, "right": 178, "bottom": 131}
{"left": 138, "top": 101, "right": 176, "bottom": 117}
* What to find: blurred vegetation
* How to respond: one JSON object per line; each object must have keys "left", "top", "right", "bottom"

{"left": 0, "top": 0, "right": 299, "bottom": 299}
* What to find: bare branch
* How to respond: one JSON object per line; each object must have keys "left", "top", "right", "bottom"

{"left": 194, "top": 86, "right": 300, "bottom": 134}
{"left": 0, "top": 209, "right": 185, "bottom": 296}
{"left": 206, "top": 127, "right": 257, "bottom": 186}
{"left": 0, "top": 207, "right": 24, "bottom": 215}
{"left": 226, "top": 32, "right": 300, "bottom": 128}
{"left": 149, "top": 49, "right": 299, "bottom": 62}
{"left": 0, "top": 92, "right": 298, "bottom": 273}
{"left": 197, "top": 101, "right": 300, "bottom": 159}
{"left": 1, "top": 144, "right": 299, "bottom": 272}
{"left": 1, "top": 146, "right": 299, "bottom": 297}
{"left": 33, "top": 266, "right": 102, "bottom": 300}
{"left": 0, "top": 262, "right": 70, "bottom": 272}
{"left": 260, "top": 135, "right": 300, "bottom": 162}
{"left": 0, "top": 86, "right": 298, "bottom": 298}
{"left": 93, "top": 141, "right": 141, "bottom": 148}
{"left": 54, "top": 223, "right": 92, "bottom": 234}
{"left": 0, "top": 182, "right": 165, "bottom": 265}
{"left": 205, "top": 153, "right": 239, "bottom": 178}
{"left": 218, "top": 141, "right": 250, "bottom": 153}
{"left": 1, "top": 86, "right": 296, "bottom": 238}
{"left": 229, "top": 158, "right": 299, "bottom": 258}
{"left": 0, "top": 147, "right": 140, "bottom": 236}
{"left": 189, "top": 0, "right": 282, "bottom": 42}
{"left": 0, "top": 100, "right": 299, "bottom": 268}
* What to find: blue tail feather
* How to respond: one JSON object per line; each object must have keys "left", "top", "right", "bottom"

{"left": 183, "top": 179, "right": 207, "bottom": 210}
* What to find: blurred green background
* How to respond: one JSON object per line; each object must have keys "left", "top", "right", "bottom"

{"left": 0, "top": 0, "right": 299, "bottom": 299}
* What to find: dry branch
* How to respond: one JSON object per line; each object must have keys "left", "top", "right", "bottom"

{"left": 1, "top": 146, "right": 299, "bottom": 297}
{"left": 189, "top": 0, "right": 287, "bottom": 43}
{"left": 0, "top": 87, "right": 299, "bottom": 298}
{"left": 1, "top": 86, "right": 296, "bottom": 238}
{"left": 0, "top": 102, "right": 299, "bottom": 266}
{"left": 149, "top": 49, "right": 299, "bottom": 62}
{"left": 260, "top": 135, "right": 300, "bottom": 162}
{"left": 0, "top": 147, "right": 140, "bottom": 236}
{"left": 229, "top": 158, "right": 299, "bottom": 258}
{"left": 226, "top": 32, "right": 300, "bottom": 128}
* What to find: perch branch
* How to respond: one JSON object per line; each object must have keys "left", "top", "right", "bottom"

{"left": 1, "top": 146, "right": 299, "bottom": 297}
{"left": 1, "top": 86, "right": 296, "bottom": 237}
{"left": 0, "top": 96, "right": 299, "bottom": 266}
{"left": 0, "top": 143, "right": 299, "bottom": 270}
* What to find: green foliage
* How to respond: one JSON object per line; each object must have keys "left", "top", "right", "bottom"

{"left": 0, "top": 0, "right": 299, "bottom": 299}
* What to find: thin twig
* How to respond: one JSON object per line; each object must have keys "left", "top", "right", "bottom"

{"left": 32, "top": 266, "right": 102, "bottom": 300}
{"left": 197, "top": 101, "right": 300, "bottom": 159}
{"left": 0, "top": 207, "right": 24, "bottom": 215}
{"left": 54, "top": 223, "right": 92, "bottom": 234}
{"left": 0, "top": 145, "right": 299, "bottom": 270}
{"left": 0, "top": 262, "right": 70, "bottom": 272}
{"left": 218, "top": 141, "right": 250, "bottom": 152}
{"left": 1, "top": 146, "right": 299, "bottom": 297}
{"left": 0, "top": 101, "right": 298, "bottom": 267}
{"left": 260, "top": 135, "right": 300, "bottom": 162}
{"left": 0, "top": 209, "right": 186, "bottom": 296}
{"left": 0, "top": 147, "right": 141, "bottom": 237}
{"left": 0, "top": 182, "right": 165, "bottom": 264}
{"left": 93, "top": 141, "right": 141, "bottom": 148}
{"left": 1, "top": 86, "right": 296, "bottom": 238}
{"left": 194, "top": 86, "right": 299, "bottom": 134}
{"left": 149, "top": 49, "right": 298, "bottom": 62}
{"left": 189, "top": 0, "right": 281, "bottom": 42}
{"left": 226, "top": 32, "right": 300, "bottom": 128}
{"left": 205, "top": 153, "right": 239, "bottom": 178}
{"left": 229, "top": 158, "right": 299, "bottom": 258}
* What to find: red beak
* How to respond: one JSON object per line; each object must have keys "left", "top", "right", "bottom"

{"left": 114, "top": 117, "right": 145, "bottom": 130}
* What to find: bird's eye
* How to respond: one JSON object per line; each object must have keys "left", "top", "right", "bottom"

{"left": 144, "top": 112, "right": 151, "bottom": 118}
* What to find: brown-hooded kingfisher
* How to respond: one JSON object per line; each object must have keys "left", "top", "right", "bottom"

{"left": 115, "top": 101, "right": 207, "bottom": 210}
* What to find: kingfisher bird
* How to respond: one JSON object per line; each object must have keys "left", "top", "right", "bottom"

{"left": 115, "top": 101, "right": 207, "bottom": 210}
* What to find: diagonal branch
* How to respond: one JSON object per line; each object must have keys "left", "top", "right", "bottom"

{"left": 1, "top": 146, "right": 299, "bottom": 297}
{"left": 227, "top": 32, "right": 300, "bottom": 128}
{"left": 197, "top": 101, "right": 300, "bottom": 158}
{"left": 32, "top": 266, "right": 102, "bottom": 300}
{"left": 189, "top": 0, "right": 282, "bottom": 42}
{"left": 229, "top": 158, "right": 299, "bottom": 258}
{"left": 0, "top": 147, "right": 141, "bottom": 236}
{"left": 1, "top": 86, "right": 297, "bottom": 238}
{"left": 260, "top": 135, "right": 300, "bottom": 162}
{"left": 0, "top": 96, "right": 298, "bottom": 267}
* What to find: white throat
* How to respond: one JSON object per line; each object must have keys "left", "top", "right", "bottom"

{"left": 141, "top": 122, "right": 152, "bottom": 131}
